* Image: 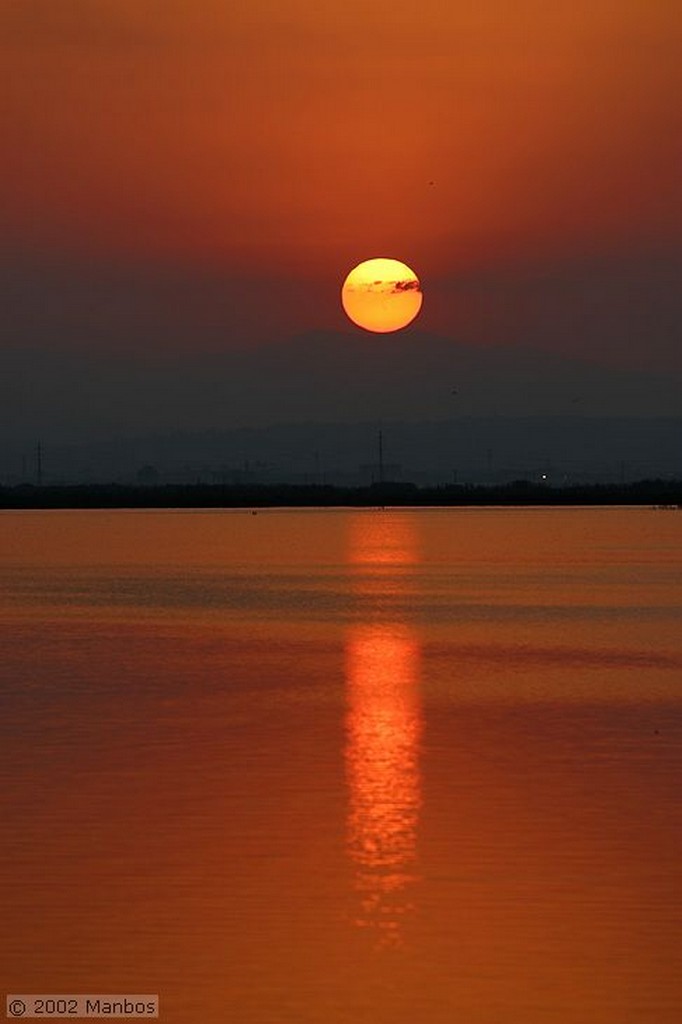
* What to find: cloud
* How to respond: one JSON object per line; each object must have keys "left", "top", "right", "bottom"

{"left": 391, "top": 279, "right": 421, "bottom": 293}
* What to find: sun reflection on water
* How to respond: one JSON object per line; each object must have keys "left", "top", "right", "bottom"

{"left": 345, "top": 514, "right": 422, "bottom": 946}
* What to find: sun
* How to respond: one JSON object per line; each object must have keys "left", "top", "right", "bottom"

{"left": 341, "top": 257, "right": 423, "bottom": 333}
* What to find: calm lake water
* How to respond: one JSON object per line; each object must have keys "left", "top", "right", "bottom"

{"left": 1, "top": 507, "right": 681, "bottom": 1023}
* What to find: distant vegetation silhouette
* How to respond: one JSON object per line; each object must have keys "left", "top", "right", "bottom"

{"left": 1, "top": 480, "right": 681, "bottom": 509}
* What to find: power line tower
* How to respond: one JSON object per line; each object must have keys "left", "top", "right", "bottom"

{"left": 36, "top": 442, "right": 43, "bottom": 487}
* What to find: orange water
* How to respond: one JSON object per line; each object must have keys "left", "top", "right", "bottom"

{"left": 1, "top": 508, "right": 681, "bottom": 1022}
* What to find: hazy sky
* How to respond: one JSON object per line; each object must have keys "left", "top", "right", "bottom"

{"left": 2, "top": 1, "right": 680, "bottom": 438}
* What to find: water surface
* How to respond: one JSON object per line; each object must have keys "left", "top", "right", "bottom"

{"left": 1, "top": 508, "right": 680, "bottom": 1022}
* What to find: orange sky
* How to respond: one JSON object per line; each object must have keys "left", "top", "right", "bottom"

{"left": 1, "top": 0, "right": 681, "bottom": 434}
{"left": 3, "top": 0, "right": 680, "bottom": 278}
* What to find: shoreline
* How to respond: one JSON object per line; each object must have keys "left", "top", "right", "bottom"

{"left": 1, "top": 480, "right": 681, "bottom": 510}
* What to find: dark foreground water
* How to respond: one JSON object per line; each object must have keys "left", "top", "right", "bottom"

{"left": 1, "top": 508, "right": 681, "bottom": 1023}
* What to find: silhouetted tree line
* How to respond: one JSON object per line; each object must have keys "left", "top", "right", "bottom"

{"left": 1, "top": 479, "right": 681, "bottom": 509}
